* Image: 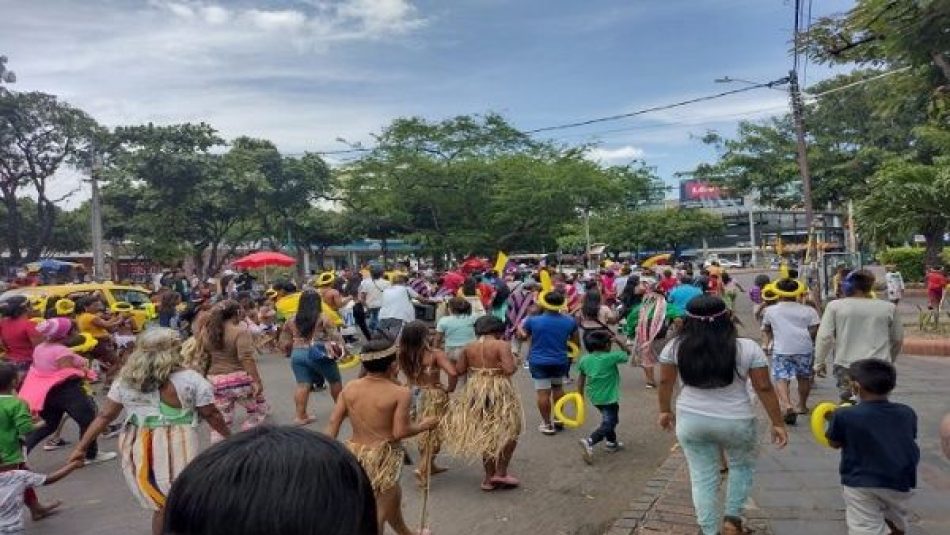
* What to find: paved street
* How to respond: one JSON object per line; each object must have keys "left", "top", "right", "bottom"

{"left": 24, "top": 335, "right": 675, "bottom": 535}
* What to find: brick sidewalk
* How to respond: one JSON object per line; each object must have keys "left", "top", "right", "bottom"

{"left": 606, "top": 446, "right": 770, "bottom": 535}
{"left": 606, "top": 355, "right": 950, "bottom": 535}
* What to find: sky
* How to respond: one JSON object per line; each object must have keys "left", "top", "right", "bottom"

{"left": 3, "top": 0, "right": 856, "bottom": 207}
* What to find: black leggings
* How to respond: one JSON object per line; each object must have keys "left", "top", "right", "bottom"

{"left": 25, "top": 379, "right": 98, "bottom": 459}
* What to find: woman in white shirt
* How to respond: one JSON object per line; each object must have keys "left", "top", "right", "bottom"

{"left": 657, "top": 295, "right": 787, "bottom": 535}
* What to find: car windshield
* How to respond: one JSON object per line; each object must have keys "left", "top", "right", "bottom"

{"left": 110, "top": 289, "right": 150, "bottom": 309}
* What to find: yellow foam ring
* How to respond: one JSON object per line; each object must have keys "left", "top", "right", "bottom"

{"left": 70, "top": 332, "right": 99, "bottom": 354}
{"left": 315, "top": 271, "right": 336, "bottom": 287}
{"left": 536, "top": 291, "right": 566, "bottom": 312}
{"left": 553, "top": 392, "right": 585, "bottom": 429}
{"left": 810, "top": 401, "right": 838, "bottom": 448}
{"left": 337, "top": 354, "right": 360, "bottom": 370}
{"left": 111, "top": 302, "right": 134, "bottom": 313}
{"left": 768, "top": 279, "right": 806, "bottom": 299}
{"left": 761, "top": 283, "right": 780, "bottom": 302}
{"left": 143, "top": 302, "right": 157, "bottom": 320}
{"left": 265, "top": 289, "right": 278, "bottom": 298}
{"left": 55, "top": 298, "right": 76, "bottom": 316}
{"left": 567, "top": 341, "right": 581, "bottom": 360}
{"left": 539, "top": 270, "right": 553, "bottom": 292}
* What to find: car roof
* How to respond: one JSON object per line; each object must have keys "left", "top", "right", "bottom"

{"left": 0, "top": 284, "right": 149, "bottom": 301}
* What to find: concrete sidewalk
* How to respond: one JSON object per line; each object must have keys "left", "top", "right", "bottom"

{"left": 608, "top": 354, "right": 950, "bottom": 535}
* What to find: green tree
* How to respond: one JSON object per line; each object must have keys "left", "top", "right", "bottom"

{"left": 0, "top": 90, "right": 99, "bottom": 262}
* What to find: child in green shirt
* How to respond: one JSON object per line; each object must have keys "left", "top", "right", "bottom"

{"left": 0, "top": 362, "right": 62, "bottom": 521}
{"left": 576, "top": 330, "right": 630, "bottom": 464}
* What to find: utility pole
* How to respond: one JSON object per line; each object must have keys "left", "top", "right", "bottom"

{"left": 90, "top": 149, "right": 106, "bottom": 281}
{"left": 583, "top": 207, "right": 592, "bottom": 270}
{"left": 748, "top": 209, "right": 757, "bottom": 268}
{"left": 788, "top": 69, "right": 814, "bottom": 229}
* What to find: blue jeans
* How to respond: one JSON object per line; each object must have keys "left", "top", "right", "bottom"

{"left": 676, "top": 411, "right": 758, "bottom": 535}
{"left": 367, "top": 307, "right": 381, "bottom": 333}
{"left": 589, "top": 403, "right": 619, "bottom": 444}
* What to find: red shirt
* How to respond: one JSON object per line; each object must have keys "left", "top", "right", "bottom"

{"left": 441, "top": 272, "right": 465, "bottom": 294}
{"left": 926, "top": 271, "right": 948, "bottom": 291}
{"left": 658, "top": 276, "right": 678, "bottom": 294}
{"left": 0, "top": 317, "right": 40, "bottom": 365}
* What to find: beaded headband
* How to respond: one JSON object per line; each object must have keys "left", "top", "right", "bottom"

{"left": 684, "top": 308, "right": 731, "bottom": 322}
{"left": 360, "top": 345, "right": 397, "bottom": 362}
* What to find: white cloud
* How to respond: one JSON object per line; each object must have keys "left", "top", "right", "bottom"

{"left": 586, "top": 145, "right": 645, "bottom": 164}
{"left": 201, "top": 5, "right": 230, "bottom": 25}
{"left": 243, "top": 9, "right": 308, "bottom": 32}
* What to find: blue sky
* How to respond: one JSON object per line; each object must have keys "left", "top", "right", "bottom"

{"left": 3, "top": 0, "right": 856, "bottom": 204}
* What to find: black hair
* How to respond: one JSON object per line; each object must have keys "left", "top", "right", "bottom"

{"left": 582, "top": 330, "right": 611, "bottom": 352}
{"left": 474, "top": 315, "right": 505, "bottom": 336}
{"left": 0, "top": 363, "right": 18, "bottom": 391}
{"left": 76, "top": 295, "right": 101, "bottom": 313}
{"left": 294, "top": 289, "right": 322, "bottom": 340}
{"left": 44, "top": 296, "right": 61, "bottom": 319}
{"left": 679, "top": 275, "right": 693, "bottom": 285}
{"left": 461, "top": 276, "right": 478, "bottom": 296}
{"left": 847, "top": 269, "right": 875, "bottom": 295}
{"left": 753, "top": 274, "right": 770, "bottom": 287}
{"left": 787, "top": 268, "right": 799, "bottom": 279}
{"left": 0, "top": 296, "right": 32, "bottom": 318}
{"left": 361, "top": 338, "right": 396, "bottom": 373}
{"left": 447, "top": 296, "right": 471, "bottom": 315}
{"left": 369, "top": 265, "right": 384, "bottom": 279}
{"left": 543, "top": 291, "right": 565, "bottom": 308}
{"left": 163, "top": 426, "right": 377, "bottom": 535}
{"left": 283, "top": 281, "right": 298, "bottom": 293}
{"left": 849, "top": 359, "right": 896, "bottom": 395}
{"left": 775, "top": 278, "right": 800, "bottom": 294}
{"left": 675, "top": 295, "right": 738, "bottom": 389}
{"left": 581, "top": 289, "right": 602, "bottom": 320}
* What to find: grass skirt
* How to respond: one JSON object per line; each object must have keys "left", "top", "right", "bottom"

{"left": 346, "top": 440, "right": 404, "bottom": 495}
{"left": 442, "top": 369, "right": 523, "bottom": 462}
{"left": 413, "top": 386, "right": 449, "bottom": 451}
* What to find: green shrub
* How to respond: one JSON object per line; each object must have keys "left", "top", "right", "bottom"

{"left": 877, "top": 246, "right": 950, "bottom": 282}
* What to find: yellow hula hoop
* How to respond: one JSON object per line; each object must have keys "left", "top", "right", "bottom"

{"left": 537, "top": 291, "right": 566, "bottom": 312}
{"left": 810, "top": 401, "right": 838, "bottom": 448}
{"left": 315, "top": 272, "right": 336, "bottom": 287}
{"left": 567, "top": 341, "right": 581, "bottom": 360}
{"left": 111, "top": 302, "right": 134, "bottom": 313}
{"left": 553, "top": 392, "right": 585, "bottom": 428}
{"left": 70, "top": 332, "right": 99, "bottom": 354}
{"left": 337, "top": 354, "right": 361, "bottom": 370}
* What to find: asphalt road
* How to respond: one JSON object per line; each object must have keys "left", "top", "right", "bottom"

{"left": 26, "top": 336, "right": 679, "bottom": 535}
{"left": 24, "top": 268, "right": 845, "bottom": 535}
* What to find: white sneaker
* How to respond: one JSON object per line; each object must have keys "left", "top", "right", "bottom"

{"left": 579, "top": 438, "right": 594, "bottom": 464}
{"left": 605, "top": 441, "right": 625, "bottom": 452}
{"left": 538, "top": 423, "right": 556, "bottom": 436}
{"left": 85, "top": 451, "right": 118, "bottom": 465}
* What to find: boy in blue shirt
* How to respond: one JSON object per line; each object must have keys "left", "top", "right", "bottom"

{"left": 826, "top": 359, "right": 918, "bottom": 535}
{"left": 576, "top": 330, "right": 630, "bottom": 464}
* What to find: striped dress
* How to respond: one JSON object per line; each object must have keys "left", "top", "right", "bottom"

{"left": 107, "top": 369, "right": 214, "bottom": 510}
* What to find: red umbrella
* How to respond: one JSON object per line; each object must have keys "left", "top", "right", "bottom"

{"left": 232, "top": 251, "right": 297, "bottom": 269}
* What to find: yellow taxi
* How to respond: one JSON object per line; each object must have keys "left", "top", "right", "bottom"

{"left": 0, "top": 283, "right": 156, "bottom": 332}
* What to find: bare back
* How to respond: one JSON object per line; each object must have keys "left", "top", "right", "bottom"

{"left": 340, "top": 376, "right": 408, "bottom": 446}
{"left": 459, "top": 337, "right": 515, "bottom": 376}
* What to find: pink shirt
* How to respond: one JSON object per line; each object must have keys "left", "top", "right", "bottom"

{"left": 31, "top": 342, "right": 86, "bottom": 373}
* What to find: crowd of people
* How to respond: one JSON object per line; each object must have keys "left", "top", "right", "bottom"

{"left": 0, "top": 257, "right": 944, "bottom": 535}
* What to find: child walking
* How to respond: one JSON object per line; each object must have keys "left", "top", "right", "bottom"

{"left": 0, "top": 363, "right": 62, "bottom": 524}
{"left": 576, "top": 330, "right": 629, "bottom": 464}
{"left": 0, "top": 459, "right": 82, "bottom": 533}
{"left": 826, "top": 359, "right": 919, "bottom": 535}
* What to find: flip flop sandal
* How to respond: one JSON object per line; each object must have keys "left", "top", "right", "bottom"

{"left": 480, "top": 481, "right": 497, "bottom": 491}
{"left": 490, "top": 475, "right": 520, "bottom": 488}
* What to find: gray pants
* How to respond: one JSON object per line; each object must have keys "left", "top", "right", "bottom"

{"left": 842, "top": 486, "right": 910, "bottom": 535}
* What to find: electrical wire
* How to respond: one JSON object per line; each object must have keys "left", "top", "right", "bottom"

{"left": 805, "top": 66, "right": 912, "bottom": 99}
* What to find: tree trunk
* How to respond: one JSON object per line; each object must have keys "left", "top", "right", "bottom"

{"left": 923, "top": 228, "right": 946, "bottom": 268}
{"left": 1, "top": 191, "right": 22, "bottom": 263}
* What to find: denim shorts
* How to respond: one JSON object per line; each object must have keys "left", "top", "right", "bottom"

{"left": 771, "top": 353, "right": 814, "bottom": 381}
{"left": 290, "top": 347, "right": 342, "bottom": 385}
{"left": 528, "top": 362, "right": 569, "bottom": 390}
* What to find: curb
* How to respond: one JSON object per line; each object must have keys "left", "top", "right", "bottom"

{"left": 902, "top": 337, "right": 950, "bottom": 357}
{"left": 606, "top": 447, "right": 773, "bottom": 535}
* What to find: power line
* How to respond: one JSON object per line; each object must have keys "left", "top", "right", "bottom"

{"left": 523, "top": 78, "right": 789, "bottom": 135}
{"left": 806, "top": 66, "right": 912, "bottom": 99}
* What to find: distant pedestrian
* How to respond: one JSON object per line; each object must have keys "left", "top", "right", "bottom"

{"left": 826, "top": 359, "right": 918, "bottom": 535}
{"left": 924, "top": 266, "right": 947, "bottom": 310}
{"left": 883, "top": 265, "right": 905, "bottom": 305}
{"left": 814, "top": 270, "right": 903, "bottom": 401}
